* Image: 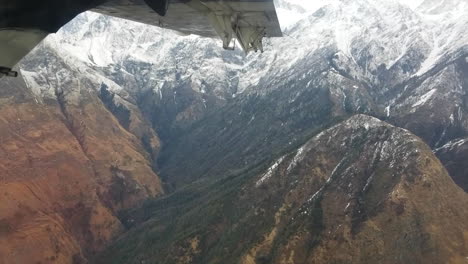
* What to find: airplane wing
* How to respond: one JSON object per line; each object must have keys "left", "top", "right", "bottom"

{"left": 0, "top": 0, "right": 282, "bottom": 77}
{"left": 93, "top": 0, "right": 282, "bottom": 52}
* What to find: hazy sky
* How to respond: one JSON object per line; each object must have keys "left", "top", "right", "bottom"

{"left": 290, "top": 0, "right": 426, "bottom": 11}
{"left": 402, "top": 0, "right": 425, "bottom": 9}
{"left": 276, "top": 0, "right": 428, "bottom": 30}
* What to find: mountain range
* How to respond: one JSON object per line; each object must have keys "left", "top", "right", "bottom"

{"left": 1, "top": 0, "right": 468, "bottom": 263}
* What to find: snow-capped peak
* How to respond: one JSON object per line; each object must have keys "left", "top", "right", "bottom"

{"left": 21, "top": 0, "right": 468, "bottom": 102}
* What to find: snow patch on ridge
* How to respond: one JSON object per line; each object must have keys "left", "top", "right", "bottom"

{"left": 256, "top": 155, "right": 286, "bottom": 187}
{"left": 412, "top": 89, "right": 437, "bottom": 107}
{"left": 21, "top": 70, "right": 55, "bottom": 99}
{"left": 435, "top": 138, "right": 468, "bottom": 152}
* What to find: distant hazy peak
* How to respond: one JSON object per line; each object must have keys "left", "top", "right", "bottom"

{"left": 417, "top": 0, "right": 468, "bottom": 14}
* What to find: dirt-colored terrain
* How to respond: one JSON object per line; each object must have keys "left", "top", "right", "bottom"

{"left": 0, "top": 76, "right": 163, "bottom": 263}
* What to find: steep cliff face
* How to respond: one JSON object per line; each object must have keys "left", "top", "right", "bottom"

{"left": 435, "top": 138, "right": 468, "bottom": 191}
{"left": 0, "top": 47, "right": 163, "bottom": 263}
{"left": 98, "top": 115, "right": 468, "bottom": 264}
{"left": 50, "top": 12, "right": 242, "bottom": 142}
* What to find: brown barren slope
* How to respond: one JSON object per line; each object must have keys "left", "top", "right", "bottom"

{"left": 0, "top": 74, "right": 163, "bottom": 263}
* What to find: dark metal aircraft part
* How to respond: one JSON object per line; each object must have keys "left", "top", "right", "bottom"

{"left": 1, "top": 0, "right": 105, "bottom": 33}
{"left": 144, "top": 0, "right": 170, "bottom": 16}
{"left": 0, "top": 67, "right": 18, "bottom": 77}
{"left": 0, "top": 0, "right": 168, "bottom": 33}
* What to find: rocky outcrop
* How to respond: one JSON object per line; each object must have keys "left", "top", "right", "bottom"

{"left": 98, "top": 115, "right": 468, "bottom": 264}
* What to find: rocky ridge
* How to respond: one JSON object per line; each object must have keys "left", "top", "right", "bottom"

{"left": 99, "top": 115, "right": 468, "bottom": 264}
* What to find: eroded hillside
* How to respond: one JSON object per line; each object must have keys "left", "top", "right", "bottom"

{"left": 98, "top": 115, "right": 468, "bottom": 264}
